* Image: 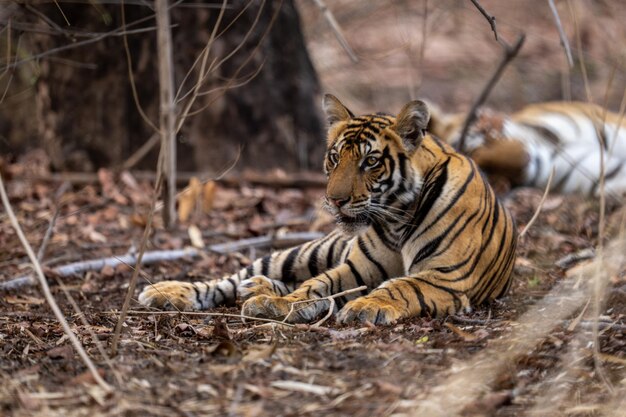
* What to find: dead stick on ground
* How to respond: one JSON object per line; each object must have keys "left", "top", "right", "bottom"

{"left": 547, "top": 0, "right": 573, "bottom": 67}
{"left": 0, "top": 232, "right": 323, "bottom": 291}
{"left": 312, "top": 0, "right": 358, "bottom": 63}
{"left": 470, "top": 0, "right": 498, "bottom": 41}
{"left": 283, "top": 285, "right": 367, "bottom": 325}
{"left": 119, "top": 309, "right": 296, "bottom": 327}
{"left": 456, "top": 34, "right": 526, "bottom": 153}
{"left": 0, "top": 173, "right": 112, "bottom": 392}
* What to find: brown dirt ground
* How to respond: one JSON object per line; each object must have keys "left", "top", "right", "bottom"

{"left": 1, "top": 156, "right": 625, "bottom": 417}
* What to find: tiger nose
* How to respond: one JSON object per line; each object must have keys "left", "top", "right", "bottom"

{"left": 328, "top": 196, "right": 350, "bottom": 208}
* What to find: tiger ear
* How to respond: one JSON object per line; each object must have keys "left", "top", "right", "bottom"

{"left": 394, "top": 100, "right": 430, "bottom": 152}
{"left": 322, "top": 94, "right": 355, "bottom": 126}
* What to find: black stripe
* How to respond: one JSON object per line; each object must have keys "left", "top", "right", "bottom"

{"left": 215, "top": 286, "right": 226, "bottom": 303}
{"left": 406, "top": 280, "right": 429, "bottom": 315}
{"left": 245, "top": 264, "right": 255, "bottom": 277}
{"left": 346, "top": 259, "right": 367, "bottom": 289}
{"left": 326, "top": 235, "right": 341, "bottom": 269}
{"left": 192, "top": 285, "right": 203, "bottom": 308}
{"left": 261, "top": 255, "right": 271, "bottom": 276}
{"left": 358, "top": 236, "right": 389, "bottom": 280}
{"left": 411, "top": 211, "right": 465, "bottom": 267}
{"left": 324, "top": 272, "right": 335, "bottom": 295}
{"left": 307, "top": 246, "right": 320, "bottom": 277}
{"left": 281, "top": 247, "right": 300, "bottom": 283}
{"left": 434, "top": 250, "right": 475, "bottom": 273}
{"left": 402, "top": 159, "right": 450, "bottom": 240}
{"left": 415, "top": 164, "right": 475, "bottom": 238}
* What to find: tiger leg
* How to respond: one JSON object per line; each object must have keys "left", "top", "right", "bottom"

{"left": 242, "top": 231, "right": 404, "bottom": 322}
{"left": 337, "top": 272, "right": 471, "bottom": 325}
{"left": 138, "top": 230, "right": 352, "bottom": 311}
{"left": 471, "top": 140, "right": 529, "bottom": 186}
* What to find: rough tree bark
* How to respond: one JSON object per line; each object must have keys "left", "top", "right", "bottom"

{"left": 0, "top": 0, "right": 324, "bottom": 173}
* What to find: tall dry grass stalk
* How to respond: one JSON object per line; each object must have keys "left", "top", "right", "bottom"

{"left": 411, "top": 238, "right": 625, "bottom": 417}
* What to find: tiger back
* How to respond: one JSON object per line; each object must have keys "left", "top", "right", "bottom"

{"left": 139, "top": 95, "right": 517, "bottom": 325}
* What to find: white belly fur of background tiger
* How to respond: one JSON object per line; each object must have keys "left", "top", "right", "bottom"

{"left": 508, "top": 110, "right": 626, "bottom": 196}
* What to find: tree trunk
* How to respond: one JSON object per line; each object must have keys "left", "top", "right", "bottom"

{"left": 0, "top": 0, "right": 324, "bottom": 173}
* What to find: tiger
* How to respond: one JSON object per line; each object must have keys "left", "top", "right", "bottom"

{"left": 138, "top": 95, "right": 517, "bottom": 325}
{"left": 428, "top": 101, "right": 626, "bottom": 197}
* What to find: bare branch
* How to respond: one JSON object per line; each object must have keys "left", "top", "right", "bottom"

{"left": 470, "top": 0, "right": 498, "bottom": 41}
{"left": 547, "top": 0, "right": 574, "bottom": 67}
{"left": 120, "top": 0, "right": 159, "bottom": 133}
{"left": 456, "top": 34, "right": 525, "bottom": 153}
{"left": 0, "top": 6, "right": 177, "bottom": 71}
{"left": 110, "top": 147, "right": 164, "bottom": 355}
{"left": 119, "top": 133, "right": 160, "bottom": 171}
{"left": 312, "top": 0, "right": 358, "bottom": 63}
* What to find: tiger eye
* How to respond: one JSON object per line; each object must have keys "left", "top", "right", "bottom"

{"left": 366, "top": 156, "right": 379, "bottom": 167}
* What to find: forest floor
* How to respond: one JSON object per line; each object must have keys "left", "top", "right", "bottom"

{"left": 1, "top": 153, "right": 625, "bottom": 417}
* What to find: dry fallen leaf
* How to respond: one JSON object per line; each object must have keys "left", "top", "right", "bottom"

{"left": 178, "top": 177, "right": 202, "bottom": 222}
{"left": 47, "top": 345, "right": 74, "bottom": 361}
{"left": 188, "top": 224, "right": 205, "bottom": 249}
{"left": 202, "top": 181, "right": 216, "bottom": 213}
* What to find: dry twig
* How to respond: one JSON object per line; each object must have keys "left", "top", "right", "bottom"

{"left": 547, "top": 0, "right": 574, "bottom": 67}
{"left": 312, "top": 0, "right": 358, "bottom": 63}
{"left": 456, "top": 34, "right": 526, "bottom": 153}
{"left": 120, "top": 309, "right": 296, "bottom": 327}
{"left": 1, "top": 232, "right": 323, "bottom": 291}
{"left": 110, "top": 148, "right": 164, "bottom": 356}
{"left": 0, "top": 173, "right": 112, "bottom": 392}
{"left": 283, "top": 285, "right": 368, "bottom": 326}
{"left": 470, "top": 0, "right": 498, "bottom": 41}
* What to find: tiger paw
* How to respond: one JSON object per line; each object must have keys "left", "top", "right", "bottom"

{"left": 237, "top": 276, "right": 289, "bottom": 301}
{"left": 337, "top": 297, "right": 405, "bottom": 325}
{"left": 241, "top": 294, "right": 293, "bottom": 321}
{"left": 138, "top": 281, "right": 200, "bottom": 311}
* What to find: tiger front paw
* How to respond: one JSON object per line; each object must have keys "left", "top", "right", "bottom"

{"left": 138, "top": 281, "right": 200, "bottom": 311}
{"left": 241, "top": 294, "right": 293, "bottom": 321}
{"left": 337, "top": 297, "right": 405, "bottom": 325}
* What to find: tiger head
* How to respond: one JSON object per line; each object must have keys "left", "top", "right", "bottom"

{"left": 428, "top": 105, "right": 507, "bottom": 152}
{"left": 321, "top": 94, "right": 430, "bottom": 234}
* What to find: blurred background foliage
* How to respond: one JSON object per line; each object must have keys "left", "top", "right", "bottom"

{"left": 1, "top": 0, "right": 625, "bottom": 173}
